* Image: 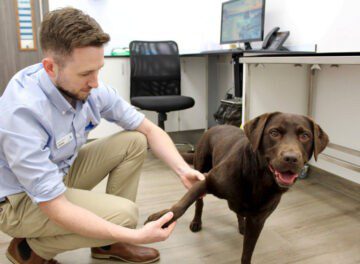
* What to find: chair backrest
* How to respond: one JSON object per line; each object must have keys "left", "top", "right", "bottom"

{"left": 129, "top": 41, "right": 181, "bottom": 97}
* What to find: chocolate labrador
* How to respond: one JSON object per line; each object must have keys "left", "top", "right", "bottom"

{"left": 146, "top": 112, "right": 329, "bottom": 263}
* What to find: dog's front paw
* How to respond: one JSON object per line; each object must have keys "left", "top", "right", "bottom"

{"left": 189, "top": 220, "right": 202, "bottom": 232}
{"left": 144, "top": 209, "right": 171, "bottom": 225}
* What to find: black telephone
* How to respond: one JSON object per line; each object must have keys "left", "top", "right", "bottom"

{"left": 262, "top": 27, "right": 290, "bottom": 50}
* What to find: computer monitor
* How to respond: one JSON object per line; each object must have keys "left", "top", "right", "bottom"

{"left": 220, "top": 0, "right": 265, "bottom": 45}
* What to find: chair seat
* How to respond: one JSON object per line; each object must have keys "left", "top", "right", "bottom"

{"left": 131, "top": 95, "right": 195, "bottom": 113}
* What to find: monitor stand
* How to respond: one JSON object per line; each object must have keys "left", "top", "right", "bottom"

{"left": 230, "top": 42, "right": 251, "bottom": 99}
{"left": 234, "top": 42, "right": 252, "bottom": 51}
{"left": 244, "top": 42, "right": 252, "bottom": 50}
{"left": 232, "top": 53, "right": 243, "bottom": 98}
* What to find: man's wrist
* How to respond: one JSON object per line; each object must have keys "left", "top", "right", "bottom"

{"left": 113, "top": 226, "right": 141, "bottom": 244}
{"left": 175, "top": 164, "right": 191, "bottom": 178}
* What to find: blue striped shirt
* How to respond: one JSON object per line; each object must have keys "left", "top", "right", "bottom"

{"left": 0, "top": 63, "right": 144, "bottom": 203}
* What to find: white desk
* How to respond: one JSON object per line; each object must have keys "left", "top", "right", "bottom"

{"left": 92, "top": 51, "right": 360, "bottom": 184}
{"left": 240, "top": 53, "right": 360, "bottom": 184}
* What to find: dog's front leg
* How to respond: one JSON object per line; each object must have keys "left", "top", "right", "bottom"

{"left": 241, "top": 215, "right": 267, "bottom": 264}
{"left": 145, "top": 180, "right": 207, "bottom": 228}
{"left": 237, "top": 214, "right": 245, "bottom": 235}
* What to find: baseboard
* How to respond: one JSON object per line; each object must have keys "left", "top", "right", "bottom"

{"left": 308, "top": 165, "right": 360, "bottom": 202}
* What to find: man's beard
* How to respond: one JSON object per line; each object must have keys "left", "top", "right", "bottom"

{"left": 56, "top": 85, "right": 90, "bottom": 103}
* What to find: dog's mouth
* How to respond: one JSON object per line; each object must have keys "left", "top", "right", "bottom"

{"left": 269, "top": 165, "right": 299, "bottom": 188}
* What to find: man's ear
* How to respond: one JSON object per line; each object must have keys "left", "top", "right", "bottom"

{"left": 305, "top": 117, "right": 329, "bottom": 161}
{"left": 42, "top": 57, "right": 58, "bottom": 78}
{"left": 243, "top": 112, "right": 279, "bottom": 152}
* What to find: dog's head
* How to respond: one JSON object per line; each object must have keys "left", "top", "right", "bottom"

{"left": 244, "top": 112, "right": 329, "bottom": 188}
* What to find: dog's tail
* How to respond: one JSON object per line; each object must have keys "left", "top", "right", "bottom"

{"left": 181, "top": 152, "right": 195, "bottom": 165}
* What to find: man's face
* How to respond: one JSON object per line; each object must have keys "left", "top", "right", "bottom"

{"left": 51, "top": 46, "right": 104, "bottom": 101}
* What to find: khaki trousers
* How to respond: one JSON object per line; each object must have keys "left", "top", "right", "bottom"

{"left": 0, "top": 131, "right": 148, "bottom": 260}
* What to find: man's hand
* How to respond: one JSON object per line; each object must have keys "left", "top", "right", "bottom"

{"left": 178, "top": 167, "right": 205, "bottom": 189}
{"left": 135, "top": 212, "right": 176, "bottom": 244}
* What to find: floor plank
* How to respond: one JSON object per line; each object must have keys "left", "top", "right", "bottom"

{"left": 1, "top": 152, "right": 359, "bottom": 263}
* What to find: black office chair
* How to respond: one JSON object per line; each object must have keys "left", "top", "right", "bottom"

{"left": 129, "top": 41, "right": 195, "bottom": 130}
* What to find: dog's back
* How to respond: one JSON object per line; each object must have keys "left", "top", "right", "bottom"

{"left": 183, "top": 125, "right": 250, "bottom": 172}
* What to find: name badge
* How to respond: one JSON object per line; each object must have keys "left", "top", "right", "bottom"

{"left": 56, "top": 133, "right": 74, "bottom": 149}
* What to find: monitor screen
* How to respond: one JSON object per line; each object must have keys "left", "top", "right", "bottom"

{"left": 220, "top": 0, "right": 265, "bottom": 44}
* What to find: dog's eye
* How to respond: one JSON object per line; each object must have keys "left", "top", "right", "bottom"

{"left": 270, "top": 130, "right": 281, "bottom": 138}
{"left": 299, "top": 132, "right": 310, "bottom": 141}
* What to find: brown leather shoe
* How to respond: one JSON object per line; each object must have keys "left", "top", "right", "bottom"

{"left": 91, "top": 243, "right": 160, "bottom": 263}
{"left": 6, "top": 238, "right": 60, "bottom": 264}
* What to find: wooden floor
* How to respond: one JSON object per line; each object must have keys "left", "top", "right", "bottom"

{"left": 1, "top": 152, "right": 359, "bottom": 264}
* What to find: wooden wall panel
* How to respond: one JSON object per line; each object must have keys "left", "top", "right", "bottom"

{"left": 0, "top": 0, "right": 48, "bottom": 95}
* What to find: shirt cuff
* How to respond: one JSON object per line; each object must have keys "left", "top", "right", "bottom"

{"left": 27, "top": 181, "right": 67, "bottom": 204}
{"left": 119, "top": 112, "right": 145, "bottom": 130}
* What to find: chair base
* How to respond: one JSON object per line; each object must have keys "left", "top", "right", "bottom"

{"left": 175, "top": 143, "right": 195, "bottom": 153}
{"left": 156, "top": 112, "right": 195, "bottom": 153}
{"left": 158, "top": 112, "right": 167, "bottom": 130}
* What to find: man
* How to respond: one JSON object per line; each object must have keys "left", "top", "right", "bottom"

{"left": 0, "top": 7, "right": 204, "bottom": 264}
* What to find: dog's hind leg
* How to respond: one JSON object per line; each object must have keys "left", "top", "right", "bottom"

{"left": 189, "top": 198, "right": 204, "bottom": 232}
{"left": 193, "top": 135, "right": 212, "bottom": 173}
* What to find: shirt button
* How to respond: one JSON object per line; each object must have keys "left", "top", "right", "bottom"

{"left": 62, "top": 111, "right": 66, "bottom": 115}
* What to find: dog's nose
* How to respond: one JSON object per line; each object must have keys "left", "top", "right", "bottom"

{"left": 283, "top": 152, "right": 300, "bottom": 164}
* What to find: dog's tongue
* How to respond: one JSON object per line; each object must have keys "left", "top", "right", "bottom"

{"left": 276, "top": 171, "right": 298, "bottom": 185}
{"left": 270, "top": 166, "right": 298, "bottom": 185}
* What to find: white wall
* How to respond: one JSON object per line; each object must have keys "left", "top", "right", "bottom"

{"left": 49, "top": 0, "right": 360, "bottom": 53}
{"left": 242, "top": 58, "right": 360, "bottom": 184}
{"left": 49, "top": 0, "right": 223, "bottom": 54}
{"left": 264, "top": 0, "right": 360, "bottom": 52}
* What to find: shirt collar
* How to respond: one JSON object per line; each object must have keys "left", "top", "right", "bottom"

{"left": 38, "top": 65, "right": 74, "bottom": 115}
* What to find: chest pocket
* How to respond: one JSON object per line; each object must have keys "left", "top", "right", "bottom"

{"left": 84, "top": 119, "right": 99, "bottom": 138}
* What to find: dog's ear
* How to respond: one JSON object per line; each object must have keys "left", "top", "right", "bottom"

{"left": 243, "top": 112, "right": 279, "bottom": 152}
{"left": 305, "top": 117, "right": 329, "bottom": 161}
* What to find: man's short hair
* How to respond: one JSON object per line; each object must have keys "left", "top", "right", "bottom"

{"left": 40, "top": 7, "right": 110, "bottom": 60}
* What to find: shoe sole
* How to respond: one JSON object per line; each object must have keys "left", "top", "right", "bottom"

{"left": 6, "top": 251, "right": 20, "bottom": 264}
{"left": 91, "top": 253, "right": 160, "bottom": 264}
